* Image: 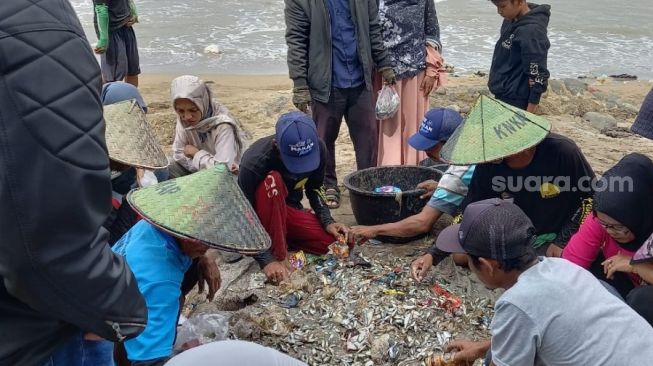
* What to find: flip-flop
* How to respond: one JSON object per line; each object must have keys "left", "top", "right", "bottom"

{"left": 325, "top": 188, "right": 340, "bottom": 209}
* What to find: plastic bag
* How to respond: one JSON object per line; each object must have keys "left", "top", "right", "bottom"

{"left": 375, "top": 85, "right": 400, "bottom": 120}
{"left": 174, "top": 313, "right": 229, "bottom": 351}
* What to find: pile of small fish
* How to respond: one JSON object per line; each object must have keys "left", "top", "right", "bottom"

{"left": 236, "top": 245, "right": 494, "bottom": 366}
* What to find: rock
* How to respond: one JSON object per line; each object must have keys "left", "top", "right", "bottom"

{"left": 548, "top": 80, "right": 566, "bottom": 95}
{"left": 435, "top": 88, "right": 447, "bottom": 95}
{"left": 473, "top": 71, "right": 487, "bottom": 77}
{"left": 583, "top": 112, "right": 617, "bottom": 130}
{"left": 609, "top": 73, "right": 637, "bottom": 80}
{"left": 620, "top": 102, "right": 640, "bottom": 114}
{"left": 562, "top": 78, "right": 588, "bottom": 96}
{"left": 602, "top": 126, "right": 633, "bottom": 138}
{"left": 445, "top": 105, "right": 461, "bottom": 113}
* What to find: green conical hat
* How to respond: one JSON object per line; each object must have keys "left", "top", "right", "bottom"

{"left": 127, "top": 165, "right": 271, "bottom": 254}
{"left": 440, "top": 95, "right": 552, "bottom": 165}
{"left": 104, "top": 100, "right": 169, "bottom": 169}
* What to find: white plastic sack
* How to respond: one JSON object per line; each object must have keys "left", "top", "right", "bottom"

{"left": 375, "top": 85, "right": 400, "bottom": 120}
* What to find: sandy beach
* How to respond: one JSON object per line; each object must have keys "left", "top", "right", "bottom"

{"left": 141, "top": 73, "right": 653, "bottom": 364}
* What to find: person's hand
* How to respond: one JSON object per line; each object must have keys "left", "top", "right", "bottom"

{"left": 411, "top": 253, "right": 433, "bottom": 282}
{"left": 349, "top": 225, "right": 379, "bottom": 241}
{"left": 444, "top": 340, "right": 490, "bottom": 363}
{"left": 229, "top": 163, "right": 239, "bottom": 175}
{"left": 292, "top": 87, "right": 311, "bottom": 113}
{"left": 83, "top": 333, "right": 105, "bottom": 341}
{"left": 417, "top": 179, "right": 439, "bottom": 199}
{"left": 326, "top": 223, "right": 349, "bottom": 239}
{"left": 527, "top": 103, "right": 538, "bottom": 113}
{"left": 184, "top": 144, "right": 199, "bottom": 158}
{"left": 545, "top": 244, "right": 563, "bottom": 258}
{"left": 379, "top": 67, "right": 396, "bottom": 85}
{"left": 263, "top": 261, "right": 291, "bottom": 284}
{"left": 602, "top": 253, "right": 633, "bottom": 280}
{"left": 125, "top": 15, "right": 138, "bottom": 27}
{"left": 94, "top": 37, "right": 108, "bottom": 54}
{"left": 420, "top": 75, "right": 437, "bottom": 97}
{"left": 197, "top": 253, "right": 221, "bottom": 301}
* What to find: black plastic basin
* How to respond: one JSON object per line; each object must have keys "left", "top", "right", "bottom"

{"left": 344, "top": 165, "right": 442, "bottom": 243}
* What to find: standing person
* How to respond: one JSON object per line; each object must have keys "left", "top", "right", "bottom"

{"left": 285, "top": 0, "right": 395, "bottom": 208}
{"left": 376, "top": 0, "right": 448, "bottom": 165}
{"left": 563, "top": 153, "right": 653, "bottom": 325}
{"left": 238, "top": 112, "right": 350, "bottom": 284}
{"left": 434, "top": 199, "right": 653, "bottom": 365}
{"left": 487, "top": 0, "right": 550, "bottom": 112}
{"left": 169, "top": 75, "right": 248, "bottom": 178}
{"left": 93, "top": 0, "right": 141, "bottom": 86}
{"left": 0, "top": 1, "right": 147, "bottom": 365}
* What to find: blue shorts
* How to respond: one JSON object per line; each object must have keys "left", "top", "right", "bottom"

{"left": 101, "top": 26, "right": 140, "bottom": 81}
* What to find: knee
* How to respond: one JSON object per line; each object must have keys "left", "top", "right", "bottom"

{"left": 626, "top": 286, "right": 653, "bottom": 325}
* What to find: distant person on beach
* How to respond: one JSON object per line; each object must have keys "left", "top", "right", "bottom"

{"left": 0, "top": 1, "right": 146, "bottom": 364}
{"left": 433, "top": 199, "right": 653, "bottom": 366}
{"left": 93, "top": 0, "right": 141, "bottom": 86}
{"left": 375, "top": 0, "right": 448, "bottom": 165}
{"left": 631, "top": 87, "right": 653, "bottom": 139}
{"left": 169, "top": 75, "right": 249, "bottom": 178}
{"left": 284, "top": 0, "right": 395, "bottom": 209}
{"left": 238, "top": 112, "right": 350, "bottom": 284}
{"left": 563, "top": 153, "right": 653, "bottom": 326}
{"left": 488, "top": 0, "right": 551, "bottom": 112}
{"left": 409, "top": 97, "right": 595, "bottom": 280}
{"left": 349, "top": 108, "right": 474, "bottom": 256}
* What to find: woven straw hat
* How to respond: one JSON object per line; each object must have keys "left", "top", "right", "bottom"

{"left": 104, "top": 100, "right": 168, "bottom": 169}
{"left": 126, "top": 164, "right": 271, "bottom": 254}
{"left": 440, "top": 95, "right": 551, "bottom": 165}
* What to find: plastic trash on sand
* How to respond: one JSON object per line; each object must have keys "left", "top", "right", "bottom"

{"left": 375, "top": 85, "right": 400, "bottom": 120}
{"left": 374, "top": 185, "right": 402, "bottom": 193}
{"left": 174, "top": 313, "right": 229, "bottom": 351}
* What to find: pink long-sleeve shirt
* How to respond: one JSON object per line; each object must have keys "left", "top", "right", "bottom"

{"left": 562, "top": 214, "right": 641, "bottom": 286}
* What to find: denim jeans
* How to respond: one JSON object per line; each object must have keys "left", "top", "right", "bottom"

{"left": 42, "top": 333, "right": 114, "bottom": 366}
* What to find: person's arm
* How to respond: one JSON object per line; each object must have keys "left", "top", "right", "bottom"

{"left": 424, "top": 0, "right": 442, "bottom": 52}
{"left": 0, "top": 14, "right": 146, "bottom": 341}
{"left": 124, "top": 280, "right": 181, "bottom": 365}
{"left": 367, "top": 0, "right": 392, "bottom": 69}
{"left": 192, "top": 124, "right": 239, "bottom": 171}
{"left": 305, "top": 158, "right": 336, "bottom": 229}
{"left": 93, "top": 0, "right": 110, "bottom": 53}
{"left": 561, "top": 214, "right": 605, "bottom": 268}
{"left": 360, "top": 205, "right": 442, "bottom": 238}
{"left": 172, "top": 122, "right": 194, "bottom": 171}
{"left": 517, "top": 26, "right": 550, "bottom": 110}
{"left": 128, "top": 0, "right": 138, "bottom": 23}
{"left": 633, "top": 262, "right": 653, "bottom": 284}
{"left": 490, "top": 302, "right": 540, "bottom": 366}
{"left": 284, "top": 0, "right": 310, "bottom": 89}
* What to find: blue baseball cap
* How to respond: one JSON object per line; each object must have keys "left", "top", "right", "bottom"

{"left": 408, "top": 108, "right": 463, "bottom": 151}
{"left": 276, "top": 112, "right": 320, "bottom": 174}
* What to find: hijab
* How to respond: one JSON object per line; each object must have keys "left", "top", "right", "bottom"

{"left": 594, "top": 153, "right": 653, "bottom": 251}
{"left": 170, "top": 75, "right": 249, "bottom": 149}
{"left": 101, "top": 81, "right": 147, "bottom": 112}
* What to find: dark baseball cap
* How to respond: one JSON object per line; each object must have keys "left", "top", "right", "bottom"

{"left": 408, "top": 108, "right": 463, "bottom": 151}
{"left": 435, "top": 198, "right": 536, "bottom": 260}
{"left": 275, "top": 111, "right": 320, "bottom": 174}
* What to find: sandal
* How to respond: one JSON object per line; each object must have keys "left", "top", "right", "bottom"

{"left": 325, "top": 188, "right": 341, "bottom": 209}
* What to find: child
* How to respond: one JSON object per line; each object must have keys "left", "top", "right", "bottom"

{"left": 487, "top": 0, "right": 551, "bottom": 112}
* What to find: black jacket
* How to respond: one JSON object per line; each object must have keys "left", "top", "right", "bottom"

{"left": 238, "top": 137, "right": 335, "bottom": 268}
{"left": 285, "top": 0, "right": 392, "bottom": 103}
{"left": 488, "top": 3, "right": 551, "bottom": 105}
{"left": 0, "top": 1, "right": 147, "bottom": 365}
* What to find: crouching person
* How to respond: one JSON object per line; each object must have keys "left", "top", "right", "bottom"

{"left": 238, "top": 112, "right": 350, "bottom": 284}
{"left": 113, "top": 165, "right": 271, "bottom": 365}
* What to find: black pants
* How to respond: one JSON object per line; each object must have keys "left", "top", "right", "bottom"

{"left": 312, "top": 85, "right": 377, "bottom": 188}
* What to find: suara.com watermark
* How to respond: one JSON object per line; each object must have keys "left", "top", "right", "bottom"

{"left": 491, "top": 175, "right": 633, "bottom": 194}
